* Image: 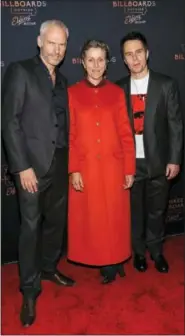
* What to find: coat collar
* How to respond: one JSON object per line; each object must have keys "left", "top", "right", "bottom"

{"left": 84, "top": 78, "right": 107, "bottom": 88}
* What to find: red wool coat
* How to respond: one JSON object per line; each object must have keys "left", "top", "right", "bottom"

{"left": 68, "top": 80, "right": 135, "bottom": 266}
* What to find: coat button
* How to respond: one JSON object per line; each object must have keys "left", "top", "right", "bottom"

{"left": 96, "top": 122, "right": 100, "bottom": 126}
{"left": 97, "top": 139, "right": 101, "bottom": 143}
{"left": 97, "top": 154, "right": 101, "bottom": 159}
{"left": 55, "top": 124, "right": 58, "bottom": 127}
{"left": 52, "top": 140, "right": 55, "bottom": 144}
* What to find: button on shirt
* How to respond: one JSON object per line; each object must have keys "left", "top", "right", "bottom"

{"left": 37, "top": 55, "right": 67, "bottom": 148}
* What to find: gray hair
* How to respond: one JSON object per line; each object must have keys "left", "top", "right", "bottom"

{"left": 40, "top": 20, "right": 69, "bottom": 38}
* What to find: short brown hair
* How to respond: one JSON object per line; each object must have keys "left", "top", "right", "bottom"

{"left": 81, "top": 39, "right": 110, "bottom": 62}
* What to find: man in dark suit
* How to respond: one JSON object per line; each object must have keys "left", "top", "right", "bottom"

{"left": 2, "top": 20, "right": 75, "bottom": 327}
{"left": 116, "top": 31, "right": 183, "bottom": 274}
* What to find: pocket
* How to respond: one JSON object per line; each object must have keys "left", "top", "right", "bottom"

{"left": 113, "top": 150, "right": 124, "bottom": 160}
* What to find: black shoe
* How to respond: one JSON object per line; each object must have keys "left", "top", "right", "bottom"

{"left": 102, "top": 274, "right": 116, "bottom": 284}
{"left": 20, "top": 297, "right": 36, "bottom": 327}
{"left": 134, "top": 254, "right": 148, "bottom": 272}
{"left": 116, "top": 264, "right": 126, "bottom": 278}
{"left": 41, "top": 270, "right": 75, "bottom": 286}
{"left": 100, "top": 266, "right": 117, "bottom": 284}
{"left": 151, "top": 254, "right": 169, "bottom": 273}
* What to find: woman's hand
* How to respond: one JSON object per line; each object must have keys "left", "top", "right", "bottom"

{"left": 71, "top": 172, "right": 84, "bottom": 191}
{"left": 123, "top": 175, "right": 134, "bottom": 189}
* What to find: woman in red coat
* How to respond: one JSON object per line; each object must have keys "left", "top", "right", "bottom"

{"left": 68, "top": 40, "right": 135, "bottom": 284}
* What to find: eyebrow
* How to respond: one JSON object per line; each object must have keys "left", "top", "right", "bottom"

{"left": 125, "top": 48, "right": 144, "bottom": 54}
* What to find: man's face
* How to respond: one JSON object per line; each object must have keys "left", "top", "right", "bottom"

{"left": 123, "top": 39, "right": 148, "bottom": 75}
{"left": 37, "top": 25, "right": 67, "bottom": 67}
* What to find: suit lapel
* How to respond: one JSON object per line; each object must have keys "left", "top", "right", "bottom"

{"left": 144, "top": 70, "right": 161, "bottom": 132}
{"left": 33, "top": 57, "right": 52, "bottom": 103}
{"left": 56, "top": 72, "right": 69, "bottom": 134}
{"left": 123, "top": 76, "right": 135, "bottom": 134}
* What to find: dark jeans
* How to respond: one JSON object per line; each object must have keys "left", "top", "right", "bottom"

{"left": 131, "top": 159, "right": 169, "bottom": 258}
{"left": 15, "top": 148, "right": 68, "bottom": 298}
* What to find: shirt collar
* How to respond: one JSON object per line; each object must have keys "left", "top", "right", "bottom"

{"left": 35, "top": 55, "right": 63, "bottom": 87}
{"left": 84, "top": 78, "right": 107, "bottom": 88}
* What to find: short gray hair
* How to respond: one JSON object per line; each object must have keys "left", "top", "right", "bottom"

{"left": 40, "top": 20, "right": 69, "bottom": 38}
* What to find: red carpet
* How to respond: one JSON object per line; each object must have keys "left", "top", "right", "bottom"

{"left": 1, "top": 236, "right": 184, "bottom": 335}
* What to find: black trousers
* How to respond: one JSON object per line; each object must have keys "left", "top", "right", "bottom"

{"left": 15, "top": 148, "right": 68, "bottom": 298}
{"left": 131, "top": 159, "right": 169, "bottom": 258}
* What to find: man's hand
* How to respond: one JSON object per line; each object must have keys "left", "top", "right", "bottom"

{"left": 166, "top": 164, "right": 180, "bottom": 180}
{"left": 19, "top": 168, "right": 38, "bottom": 193}
{"left": 123, "top": 175, "right": 134, "bottom": 189}
{"left": 71, "top": 172, "right": 84, "bottom": 192}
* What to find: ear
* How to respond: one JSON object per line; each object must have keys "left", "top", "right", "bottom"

{"left": 82, "top": 59, "right": 86, "bottom": 69}
{"left": 146, "top": 50, "right": 149, "bottom": 60}
{"left": 37, "top": 35, "right": 42, "bottom": 48}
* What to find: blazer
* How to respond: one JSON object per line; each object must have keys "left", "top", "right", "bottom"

{"left": 116, "top": 70, "right": 183, "bottom": 178}
{"left": 2, "top": 56, "right": 69, "bottom": 177}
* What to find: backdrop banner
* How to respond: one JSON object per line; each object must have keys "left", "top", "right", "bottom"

{"left": 1, "top": 0, "right": 184, "bottom": 263}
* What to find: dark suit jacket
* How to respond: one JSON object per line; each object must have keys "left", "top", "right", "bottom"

{"left": 116, "top": 70, "right": 183, "bottom": 178}
{"left": 2, "top": 56, "right": 69, "bottom": 177}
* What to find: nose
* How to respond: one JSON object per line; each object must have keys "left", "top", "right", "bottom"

{"left": 132, "top": 53, "right": 137, "bottom": 61}
{"left": 94, "top": 61, "right": 99, "bottom": 68}
{"left": 55, "top": 44, "right": 60, "bottom": 54}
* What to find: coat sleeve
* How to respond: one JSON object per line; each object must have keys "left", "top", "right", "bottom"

{"left": 2, "top": 62, "right": 31, "bottom": 174}
{"left": 68, "top": 90, "right": 81, "bottom": 173}
{"left": 166, "top": 79, "right": 183, "bottom": 165}
{"left": 116, "top": 90, "right": 136, "bottom": 175}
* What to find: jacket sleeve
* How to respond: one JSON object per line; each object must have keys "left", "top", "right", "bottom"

{"left": 2, "top": 62, "right": 31, "bottom": 174}
{"left": 68, "top": 90, "right": 81, "bottom": 173}
{"left": 116, "top": 90, "right": 136, "bottom": 175}
{"left": 166, "top": 79, "right": 183, "bottom": 165}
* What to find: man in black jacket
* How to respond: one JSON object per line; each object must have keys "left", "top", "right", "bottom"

{"left": 2, "top": 20, "right": 75, "bottom": 327}
{"left": 116, "top": 31, "right": 183, "bottom": 274}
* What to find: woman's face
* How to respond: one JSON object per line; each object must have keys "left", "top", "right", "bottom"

{"left": 82, "top": 47, "right": 107, "bottom": 82}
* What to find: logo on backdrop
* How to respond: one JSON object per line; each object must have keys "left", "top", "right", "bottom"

{"left": 112, "top": 1, "right": 156, "bottom": 24}
{"left": 166, "top": 197, "right": 184, "bottom": 223}
{"left": 1, "top": 164, "right": 16, "bottom": 196}
{"left": 1, "top": 1, "right": 47, "bottom": 26}
{"left": 1, "top": 60, "right": 5, "bottom": 67}
{"left": 174, "top": 44, "right": 185, "bottom": 61}
{"left": 72, "top": 57, "right": 117, "bottom": 64}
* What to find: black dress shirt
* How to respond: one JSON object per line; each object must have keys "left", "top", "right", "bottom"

{"left": 37, "top": 55, "right": 67, "bottom": 148}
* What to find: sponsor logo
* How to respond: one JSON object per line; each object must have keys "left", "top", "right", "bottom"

{"left": 112, "top": 1, "right": 156, "bottom": 24}
{"left": 1, "top": 1, "right": 47, "bottom": 26}
{"left": 166, "top": 197, "right": 184, "bottom": 223}
{"left": 72, "top": 57, "right": 82, "bottom": 65}
{"left": 1, "top": 60, "right": 5, "bottom": 67}
{"left": 72, "top": 56, "right": 116, "bottom": 64}
{"left": 1, "top": 164, "right": 16, "bottom": 196}
{"left": 174, "top": 44, "right": 185, "bottom": 61}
